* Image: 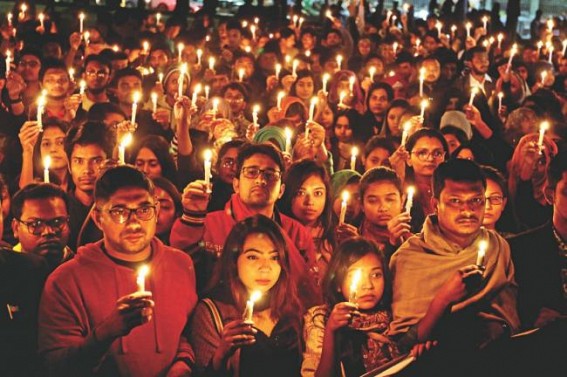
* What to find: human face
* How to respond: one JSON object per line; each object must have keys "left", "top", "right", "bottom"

{"left": 234, "top": 154, "right": 284, "bottom": 210}
{"left": 94, "top": 187, "right": 157, "bottom": 257}
{"left": 218, "top": 147, "right": 238, "bottom": 184}
{"left": 12, "top": 197, "right": 69, "bottom": 262}
{"left": 235, "top": 57, "right": 255, "bottom": 79}
{"left": 227, "top": 29, "right": 242, "bottom": 49}
{"left": 116, "top": 76, "right": 143, "bottom": 105}
{"left": 471, "top": 52, "right": 489, "bottom": 75}
{"left": 70, "top": 144, "right": 106, "bottom": 194}
{"left": 103, "top": 112, "right": 126, "bottom": 130}
{"left": 42, "top": 68, "right": 71, "bottom": 99}
{"left": 441, "top": 62, "right": 457, "bottom": 81}
{"left": 408, "top": 136, "right": 446, "bottom": 177}
{"left": 258, "top": 52, "right": 277, "bottom": 71}
{"left": 294, "top": 76, "right": 314, "bottom": 101}
{"left": 363, "top": 181, "right": 403, "bottom": 227}
{"left": 17, "top": 54, "right": 41, "bottom": 83}
{"left": 84, "top": 60, "right": 110, "bottom": 92}
{"left": 149, "top": 49, "right": 170, "bottom": 70}
{"left": 334, "top": 115, "right": 353, "bottom": 143}
{"left": 550, "top": 172, "right": 567, "bottom": 225}
{"left": 155, "top": 187, "right": 176, "bottom": 237}
{"left": 135, "top": 147, "right": 162, "bottom": 179}
{"left": 165, "top": 72, "right": 188, "bottom": 98}
{"left": 483, "top": 179, "right": 507, "bottom": 230}
{"left": 292, "top": 174, "right": 327, "bottom": 227}
{"left": 326, "top": 32, "right": 341, "bottom": 47}
{"left": 332, "top": 182, "right": 361, "bottom": 223}
{"left": 423, "top": 36, "right": 438, "bottom": 54}
{"left": 224, "top": 88, "right": 246, "bottom": 115}
{"left": 341, "top": 253, "right": 384, "bottom": 310}
{"left": 368, "top": 88, "right": 390, "bottom": 117}
{"left": 358, "top": 38, "right": 372, "bottom": 56}
{"left": 237, "top": 233, "right": 282, "bottom": 295}
{"left": 423, "top": 59, "right": 441, "bottom": 83}
{"left": 379, "top": 44, "right": 395, "bottom": 65}
{"left": 443, "top": 134, "right": 461, "bottom": 154}
{"left": 319, "top": 105, "right": 335, "bottom": 130}
{"left": 434, "top": 180, "right": 485, "bottom": 245}
{"left": 302, "top": 33, "right": 316, "bottom": 50}
{"left": 40, "top": 126, "right": 67, "bottom": 170}
{"left": 364, "top": 148, "right": 391, "bottom": 171}
{"left": 386, "top": 106, "right": 405, "bottom": 136}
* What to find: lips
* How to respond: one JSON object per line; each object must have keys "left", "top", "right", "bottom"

{"left": 255, "top": 279, "right": 272, "bottom": 286}
{"left": 122, "top": 233, "right": 145, "bottom": 242}
{"left": 457, "top": 218, "right": 479, "bottom": 224}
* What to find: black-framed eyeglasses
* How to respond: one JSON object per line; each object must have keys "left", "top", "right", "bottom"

{"left": 85, "top": 70, "right": 109, "bottom": 78}
{"left": 411, "top": 149, "right": 446, "bottom": 161}
{"left": 486, "top": 195, "right": 504, "bottom": 205}
{"left": 240, "top": 166, "right": 282, "bottom": 183}
{"left": 16, "top": 216, "right": 69, "bottom": 236}
{"left": 221, "top": 158, "right": 236, "bottom": 168}
{"left": 445, "top": 197, "right": 486, "bottom": 210}
{"left": 98, "top": 205, "right": 157, "bottom": 224}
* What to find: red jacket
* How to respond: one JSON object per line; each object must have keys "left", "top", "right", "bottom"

{"left": 38, "top": 239, "right": 197, "bottom": 377}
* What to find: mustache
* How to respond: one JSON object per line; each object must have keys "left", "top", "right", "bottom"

{"left": 456, "top": 216, "right": 479, "bottom": 222}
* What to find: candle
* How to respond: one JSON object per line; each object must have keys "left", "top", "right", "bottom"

{"left": 7, "top": 12, "right": 12, "bottom": 27}
{"left": 242, "top": 20, "right": 248, "bottom": 28}
{"left": 37, "top": 95, "right": 46, "bottom": 131}
{"left": 208, "top": 56, "right": 215, "bottom": 71}
{"left": 177, "top": 42, "right": 184, "bottom": 61}
{"left": 277, "top": 91, "right": 285, "bottom": 110}
{"left": 497, "top": 33, "right": 504, "bottom": 49}
{"left": 136, "top": 265, "right": 149, "bottom": 292}
{"left": 468, "top": 87, "right": 478, "bottom": 106}
{"left": 284, "top": 55, "right": 291, "bottom": 66}
{"left": 450, "top": 25, "right": 457, "bottom": 40}
{"left": 482, "top": 16, "right": 488, "bottom": 30}
{"left": 204, "top": 149, "right": 212, "bottom": 191}
{"left": 43, "top": 156, "right": 51, "bottom": 183}
{"left": 38, "top": 13, "right": 44, "bottom": 29}
{"left": 325, "top": 10, "right": 334, "bottom": 21}
{"left": 435, "top": 21, "right": 442, "bottom": 38}
{"left": 393, "top": 41, "right": 399, "bottom": 55}
{"left": 252, "top": 104, "right": 260, "bottom": 127}
{"left": 204, "top": 85, "right": 210, "bottom": 100}
{"left": 250, "top": 24, "right": 256, "bottom": 40}
{"left": 339, "top": 91, "right": 346, "bottom": 107}
{"left": 292, "top": 59, "right": 299, "bottom": 77}
{"left": 292, "top": 15, "right": 298, "bottom": 28}
{"left": 196, "top": 48, "right": 202, "bottom": 65}
{"left": 405, "top": 186, "right": 415, "bottom": 213}
{"left": 368, "top": 66, "right": 376, "bottom": 82}
{"left": 238, "top": 68, "right": 245, "bottom": 82}
{"left": 309, "top": 97, "right": 317, "bottom": 122}
{"left": 420, "top": 98, "right": 429, "bottom": 118}
{"left": 506, "top": 44, "right": 517, "bottom": 73}
{"left": 112, "top": 44, "right": 119, "bottom": 52}
{"left": 541, "top": 70, "right": 548, "bottom": 85}
{"left": 336, "top": 55, "right": 343, "bottom": 70}
{"left": 563, "top": 40, "right": 567, "bottom": 56}
{"left": 131, "top": 92, "right": 140, "bottom": 124}
{"left": 322, "top": 73, "right": 330, "bottom": 93}
{"left": 178, "top": 63, "right": 187, "bottom": 98}
{"left": 476, "top": 240, "right": 487, "bottom": 267}
{"left": 212, "top": 98, "right": 219, "bottom": 116}
{"left": 142, "top": 41, "right": 150, "bottom": 55}
{"left": 83, "top": 31, "right": 90, "bottom": 44}
{"left": 285, "top": 127, "right": 292, "bottom": 154}
{"left": 242, "top": 290, "right": 262, "bottom": 323}
{"left": 275, "top": 63, "right": 281, "bottom": 80}
{"left": 339, "top": 191, "right": 349, "bottom": 224}
{"left": 158, "top": 72, "right": 164, "bottom": 84}
{"left": 497, "top": 92, "right": 504, "bottom": 113}
{"left": 546, "top": 19, "right": 554, "bottom": 34}
{"left": 191, "top": 83, "right": 202, "bottom": 106}
{"left": 537, "top": 41, "right": 544, "bottom": 56}
{"left": 79, "top": 79, "right": 86, "bottom": 95}
{"left": 5, "top": 50, "right": 11, "bottom": 76}
{"left": 348, "top": 269, "right": 362, "bottom": 303}
{"left": 349, "top": 75, "right": 355, "bottom": 93}
{"left": 400, "top": 121, "right": 411, "bottom": 147}
{"left": 151, "top": 92, "right": 158, "bottom": 113}
{"left": 465, "top": 22, "right": 472, "bottom": 38}
{"left": 254, "top": 17, "right": 259, "bottom": 24}
{"left": 119, "top": 133, "right": 133, "bottom": 165}
{"left": 350, "top": 146, "right": 358, "bottom": 170}
{"left": 419, "top": 67, "right": 426, "bottom": 97}
{"left": 156, "top": 12, "right": 161, "bottom": 25}
{"left": 548, "top": 46, "right": 554, "bottom": 64}
{"left": 415, "top": 38, "right": 421, "bottom": 50}
{"left": 538, "top": 121, "right": 549, "bottom": 152}
{"left": 79, "top": 12, "right": 85, "bottom": 33}
{"left": 298, "top": 17, "right": 304, "bottom": 29}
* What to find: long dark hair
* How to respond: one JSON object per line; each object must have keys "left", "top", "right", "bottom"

{"left": 129, "top": 135, "right": 177, "bottom": 185}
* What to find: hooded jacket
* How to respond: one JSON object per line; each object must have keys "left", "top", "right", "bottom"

{"left": 38, "top": 239, "right": 197, "bottom": 377}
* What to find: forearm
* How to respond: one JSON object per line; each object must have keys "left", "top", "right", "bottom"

{"left": 9, "top": 100, "right": 25, "bottom": 116}
{"left": 177, "top": 126, "right": 193, "bottom": 156}
{"left": 416, "top": 296, "right": 451, "bottom": 342}
{"left": 65, "top": 48, "right": 78, "bottom": 69}
{"left": 473, "top": 119, "right": 493, "bottom": 139}
{"left": 314, "top": 329, "right": 340, "bottom": 377}
{"left": 19, "top": 152, "right": 35, "bottom": 189}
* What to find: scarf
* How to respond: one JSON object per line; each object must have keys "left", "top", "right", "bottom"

{"left": 360, "top": 220, "right": 391, "bottom": 251}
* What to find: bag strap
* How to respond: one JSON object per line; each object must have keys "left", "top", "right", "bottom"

{"left": 202, "top": 298, "right": 224, "bottom": 335}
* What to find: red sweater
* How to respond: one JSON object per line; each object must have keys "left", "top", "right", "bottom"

{"left": 38, "top": 239, "right": 197, "bottom": 377}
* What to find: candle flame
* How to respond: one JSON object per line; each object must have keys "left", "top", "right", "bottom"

{"left": 203, "top": 149, "right": 213, "bottom": 161}
{"left": 250, "top": 290, "right": 262, "bottom": 303}
{"left": 540, "top": 121, "right": 550, "bottom": 132}
{"left": 341, "top": 190, "right": 350, "bottom": 202}
{"left": 120, "top": 133, "right": 133, "bottom": 148}
{"left": 497, "top": 92, "right": 504, "bottom": 99}
{"left": 406, "top": 186, "right": 415, "bottom": 196}
{"left": 138, "top": 264, "right": 149, "bottom": 279}
{"left": 351, "top": 146, "right": 359, "bottom": 157}
{"left": 151, "top": 92, "right": 158, "bottom": 101}
{"left": 132, "top": 91, "right": 141, "bottom": 103}
{"left": 350, "top": 269, "right": 362, "bottom": 295}
{"left": 284, "top": 127, "right": 292, "bottom": 139}
{"left": 310, "top": 97, "right": 318, "bottom": 107}
{"left": 420, "top": 98, "right": 429, "bottom": 109}
{"left": 44, "top": 155, "right": 51, "bottom": 169}
{"left": 253, "top": 104, "right": 260, "bottom": 113}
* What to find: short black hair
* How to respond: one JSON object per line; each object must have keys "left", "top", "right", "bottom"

{"left": 39, "top": 58, "right": 68, "bottom": 82}
{"left": 94, "top": 165, "right": 155, "bottom": 204}
{"left": 235, "top": 142, "right": 285, "bottom": 178}
{"left": 113, "top": 67, "right": 142, "bottom": 84}
{"left": 65, "top": 122, "right": 114, "bottom": 161}
{"left": 546, "top": 150, "right": 567, "bottom": 191}
{"left": 432, "top": 159, "right": 486, "bottom": 199}
{"left": 216, "top": 139, "right": 246, "bottom": 171}
{"left": 221, "top": 82, "right": 250, "bottom": 103}
{"left": 481, "top": 165, "right": 508, "bottom": 198}
{"left": 440, "top": 126, "right": 468, "bottom": 145}
{"left": 364, "top": 136, "right": 395, "bottom": 158}
{"left": 84, "top": 54, "right": 112, "bottom": 73}
{"left": 360, "top": 167, "right": 403, "bottom": 199}
{"left": 11, "top": 183, "right": 69, "bottom": 220}
{"left": 405, "top": 128, "right": 449, "bottom": 154}
{"left": 87, "top": 103, "right": 126, "bottom": 123}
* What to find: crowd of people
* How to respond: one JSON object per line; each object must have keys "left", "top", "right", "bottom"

{"left": 0, "top": 1, "right": 566, "bottom": 376}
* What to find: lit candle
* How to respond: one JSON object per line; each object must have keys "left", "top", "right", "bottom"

{"left": 325, "top": 10, "right": 334, "bottom": 21}
{"left": 7, "top": 12, "right": 12, "bottom": 27}
{"left": 420, "top": 98, "right": 429, "bottom": 118}
{"left": 79, "top": 79, "right": 86, "bottom": 95}
{"left": 541, "top": 70, "right": 548, "bottom": 85}
{"left": 451, "top": 25, "right": 457, "bottom": 41}
{"left": 336, "top": 55, "right": 343, "bottom": 70}
{"left": 196, "top": 48, "right": 202, "bottom": 66}
{"left": 419, "top": 67, "right": 426, "bottom": 97}
{"left": 119, "top": 133, "right": 133, "bottom": 165}
{"left": 368, "top": 66, "right": 376, "bottom": 82}
{"left": 254, "top": 17, "right": 259, "bottom": 24}
{"left": 38, "top": 13, "right": 44, "bottom": 29}
{"left": 112, "top": 44, "right": 119, "bottom": 52}
{"left": 79, "top": 12, "right": 85, "bottom": 33}
{"left": 252, "top": 104, "right": 260, "bottom": 127}
{"left": 131, "top": 92, "right": 140, "bottom": 124}
{"left": 292, "top": 15, "right": 298, "bottom": 28}
{"left": 277, "top": 91, "right": 285, "bottom": 110}
{"left": 242, "top": 290, "right": 262, "bottom": 323}
{"left": 204, "top": 85, "right": 210, "bottom": 100}
{"left": 322, "top": 73, "right": 330, "bottom": 93}
{"left": 506, "top": 44, "right": 517, "bottom": 73}
{"left": 350, "top": 146, "right": 358, "bottom": 170}
{"left": 538, "top": 121, "right": 549, "bottom": 152}
{"left": 212, "top": 98, "right": 219, "bottom": 116}
{"left": 156, "top": 12, "right": 161, "bottom": 25}
{"left": 298, "top": 17, "right": 304, "bottom": 29}
{"left": 546, "top": 19, "right": 554, "bottom": 34}
{"left": 143, "top": 41, "right": 150, "bottom": 55}
{"left": 339, "top": 191, "right": 349, "bottom": 224}
{"left": 400, "top": 121, "right": 411, "bottom": 147}
{"left": 339, "top": 91, "right": 346, "bottom": 107}
{"left": 151, "top": 92, "right": 158, "bottom": 113}
{"left": 178, "top": 63, "right": 187, "bottom": 98}
{"left": 482, "top": 16, "right": 488, "bottom": 30}
{"left": 415, "top": 38, "right": 421, "bottom": 50}
{"left": 475, "top": 240, "right": 487, "bottom": 267}
{"left": 468, "top": 87, "right": 478, "bottom": 106}
{"left": 250, "top": 24, "right": 256, "bottom": 40}
{"left": 349, "top": 75, "right": 355, "bottom": 93}
{"left": 208, "top": 56, "right": 215, "bottom": 71}
{"left": 191, "top": 83, "right": 202, "bottom": 106}
{"left": 242, "top": 20, "right": 248, "bottom": 28}
{"left": 393, "top": 41, "right": 399, "bottom": 55}
{"left": 537, "top": 41, "right": 543, "bottom": 56}
{"left": 238, "top": 68, "right": 245, "bottom": 82}
{"left": 275, "top": 63, "right": 282, "bottom": 80}
{"left": 405, "top": 186, "right": 415, "bottom": 213}
{"left": 497, "top": 92, "right": 504, "bottom": 113}
{"left": 563, "top": 40, "right": 567, "bottom": 56}
{"left": 348, "top": 269, "right": 362, "bottom": 303}
{"left": 435, "top": 21, "right": 442, "bottom": 37}
{"left": 158, "top": 72, "right": 164, "bottom": 84}
{"left": 204, "top": 149, "right": 212, "bottom": 191}
{"left": 497, "top": 33, "right": 504, "bottom": 49}
{"left": 309, "top": 96, "right": 317, "bottom": 122}
{"left": 284, "top": 127, "right": 292, "bottom": 154}
{"left": 292, "top": 59, "right": 299, "bottom": 77}
{"left": 37, "top": 95, "right": 46, "bottom": 131}
{"left": 136, "top": 265, "right": 149, "bottom": 292}
{"left": 43, "top": 156, "right": 51, "bottom": 183}
{"left": 83, "top": 31, "right": 90, "bottom": 44}
{"left": 5, "top": 50, "right": 11, "bottom": 76}
{"left": 548, "top": 45, "right": 554, "bottom": 64}
{"left": 465, "top": 22, "right": 472, "bottom": 38}
{"left": 177, "top": 42, "right": 184, "bottom": 61}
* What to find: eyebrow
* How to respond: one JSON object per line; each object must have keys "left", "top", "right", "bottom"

{"left": 242, "top": 248, "right": 278, "bottom": 254}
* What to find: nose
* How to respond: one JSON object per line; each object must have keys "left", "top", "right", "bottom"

{"left": 360, "top": 273, "right": 374, "bottom": 290}
{"left": 254, "top": 174, "right": 267, "bottom": 186}
{"left": 259, "top": 258, "right": 272, "bottom": 271}
{"left": 303, "top": 193, "right": 313, "bottom": 206}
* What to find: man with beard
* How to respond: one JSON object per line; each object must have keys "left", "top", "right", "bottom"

{"left": 39, "top": 166, "right": 197, "bottom": 376}
{"left": 388, "top": 159, "right": 519, "bottom": 375}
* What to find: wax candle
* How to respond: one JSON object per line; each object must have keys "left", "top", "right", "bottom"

{"left": 336, "top": 54, "right": 343, "bottom": 70}
{"left": 348, "top": 269, "right": 362, "bottom": 303}
{"left": 158, "top": 72, "right": 164, "bottom": 84}
{"left": 178, "top": 63, "right": 187, "bottom": 99}
{"left": 420, "top": 98, "right": 429, "bottom": 118}
{"left": 292, "top": 15, "right": 298, "bottom": 28}
{"left": 309, "top": 97, "right": 317, "bottom": 122}
{"left": 497, "top": 92, "right": 504, "bottom": 113}
{"left": 83, "top": 31, "right": 90, "bottom": 44}
{"left": 192, "top": 83, "right": 202, "bottom": 106}
{"left": 476, "top": 240, "right": 487, "bottom": 267}
{"left": 7, "top": 12, "right": 12, "bottom": 27}
{"left": 79, "top": 12, "right": 85, "bottom": 33}
{"left": 292, "top": 59, "right": 299, "bottom": 77}
{"left": 277, "top": 91, "right": 285, "bottom": 110}
{"left": 38, "top": 13, "right": 44, "bottom": 29}
{"left": 537, "top": 41, "right": 543, "bottom": 56}
{"left": 482, "top": 16, "right": 488, "bottom": 30}
{"left": 151, "top": 92, "right": 158, "bottom": 113}
{"left": 204, "top": 85, "right": 210, "bottom": 100}
{"left": 400, "top": 121, "right": 411, "bottom": 147}
{"left": 465, "top": 22, "right": 472, "bottom": 38}
{"left": 196, "top": 48, "right": 202, "bottom": 66}
{"left": 136, "top": 265, "right": 149, "bottom": 292}
{"left": 393, "top": 41, "right": 399, "bottom": 55}
{"left": 405, "top": 186, "right": 415, "bottom": 213}
{"left": 506, "top": 44, "right": 517, "bottom": 73}
{"left": 37, "top": 95, "right": 46, "bottom": 131}
{"left": 349, "top": 75, "right": 355, "bottom": 93}
{"left": 497, "top": 33, "right": 504, "bottom": 49}
{"left": 436, "top": 21, "right": 442, "bottom": 37}
{"left": 285, "top": 127, "right": 292, "bottom": 154}
{"left": 563, "top": 40, "right": 567, "bottom": 56}
{"left": 451, "top": 25, "right": 457, "bottom": 41}
{"left": 350, "top": 146, "right": 358, "bottom": 170}
{"left": 298, "top": 17, "right": 304, "bottom": 29}
{"left": 548, "top": 46, "right": 554, "bottom": 64}
{"left": 242, "top": 291, "right": 262, "bottom": 323}
{"left": 238, "top": 68, "right": 245, "bottom": 82}
{"left": 156, "top": 12, "right": 161, "bottom": 25}
{"left": 242, "top": 20, "right": 248, "bottom": 28}
{"left": 5, "top": 50, "right": 11, "bottom": 76}
{"left": 208, "top": 56, "right": 215, "bottom": 71}
{"left": 79, "top": 79, "right": 86, "bottom": 95}
{"left": 177, "top": 42, "right": 184, "bottom": 61}
{"left": 339, "top": 91, "right": 346, "bottom": 107}
{"left": 119, "top": 133, "right": 132, "bottom": 165}
{"left": 212, "top": 98, "right": 219, "bottom": 116}
{"left": 322, "top": 73, "right": 330, "bottom": 93}
{"left": 325, "top": 10, "right": 334, "bottom": 21}
{"left": 538, "top": 121, "right": 549, "bottom": 152}
{"left": 546, "top": 19, "right": 554, "bottom": 33}
{"left": 131, "top": 92, "right": 140, "bottom": 124}
{"left": 250, "top": 24, "right": 256, "bottom": 40}
{"left": 415, "top": 38, "right": 421, "bottom": 50}
{"left": 339, "top": 191, "right": 349, "bottom": 224}
{"left": 368, "top": 66, "right": 376, "bottom": 82}
{"left": 204, "top": 149, "right": 212, "bottom": 191}
{"left": 419, "top": 67, "right": 426, "bottom": 97}
{"left": 541, "top": 70, "right": 548, "bottom": 85}
{"left": 468, "top": 87, "right": 478, "bottom": 106}
{"left": 252, "top": 104, "right": 260, "bottom": 127}
{"left": 43, "top": 156, "right": 51, "bottom": 183}
{"left": 275, "top": 63, "right": 281, "bottom": 80}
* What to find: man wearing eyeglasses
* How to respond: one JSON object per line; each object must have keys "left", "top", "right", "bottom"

{"left": 39, "top": 165, "right": 197, "bottom": 376}
{"left": 80, "top": 55, "right": 111, "bottom": 112}
{"left": 388, "top": 159, "right": 519, "bottom": 373}
{"left": 171, "top": 142, "right": 319, "bottom": 303}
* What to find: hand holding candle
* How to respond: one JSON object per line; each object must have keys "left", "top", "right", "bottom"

{"left": 506, "top": 44, "right": 517, "bottom": 73}
{"left": 339, "top": 191, "right": 349, "bottom": 224}
{"left": 465, "top": 22, "right": 472, "bottom": 38}
{"left": 277, "top": 91, "right": 285, "bottom": 110}
{"left": 368, "top": 66, "right": 376, "bottom": 82}
{"left": 243, "top": 291, "right": 262, "bottom": 323}
{"left": 348, "top": 269, "right": 362, "bottom": 303}
{"left": 192, "top": 83, "right": 202, "bottom": 106}
{"left": 37, "top": 95, "right": 46, "bottom": 131}
{"left": 400, "top": 121, "right": 411, "bottom": 147}
{"left": 468, "top": 87, "right": 478, "bottom": 106}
